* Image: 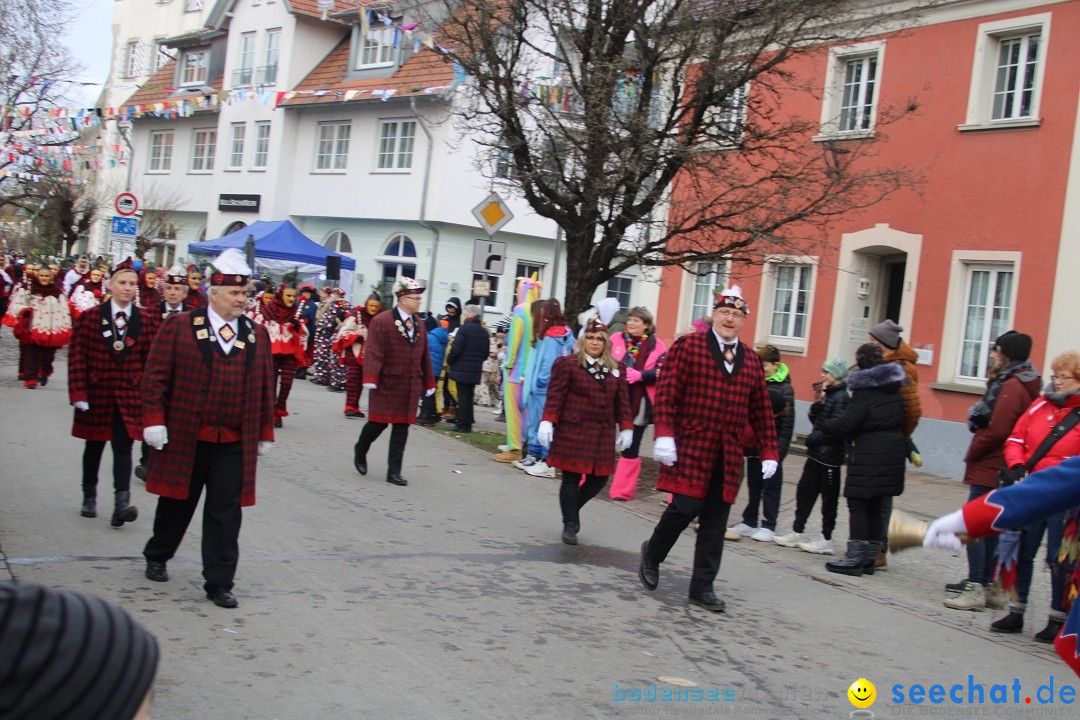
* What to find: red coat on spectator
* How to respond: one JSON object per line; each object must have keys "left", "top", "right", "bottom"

{"left": 1004, "top": 395, "right": 1080, "bottom": 473}
{"left": 142, "top": 309, "right": 275, "bottom": 507}
{"left": 68, "top": 302, "right": 160, "bottom": 441}
{"left": 362, "top": 308, "right": 435, "bottom": 424}
{"left": 653, "top": 332, "right": 777, "bottom": 502}
{"left": 543, "top": 355, "right": 633, "bottom": 475}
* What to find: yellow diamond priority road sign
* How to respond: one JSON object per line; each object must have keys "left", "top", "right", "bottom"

{"left": 471, "top": 192, "right": 514, "bottom": 235}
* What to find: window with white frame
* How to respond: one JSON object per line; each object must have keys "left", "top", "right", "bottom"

{"left": 358, "top": 27, "right": 396, "bottom": 69}
{"left": 769, "top": 264, "right": 812, "bottom": 339}
{"left": 324, "top": 230, "right": 352, "bottom": 254}
{"left": 236, "top": 32, "right": 256, "bottom": 86}
{"left": 261, "top": 29, "right": 281, "bottom": 85}
{"left": 606, "top": 276, "right": 633, "bottom": 312}
{"left": 957, "top": 265, "right": 1014, "bottom": 380}
{"left": 316, "top": 122, "right": 351, "bottom": 171}
{"left": 180, "top": 50, "right": 208, "bottom": 85}
{"left": 191, "top": 128, "right": 216, "bottom": 172}
{"left": 185, "top": 0, "right": 203, "bottom": 12}
{"left": 154, "top": 39, "right": 171, "bottom": 70}
{"left": 228, "top": 123, "right": 245, "bottom": 169}
{"left": 700, "top": 83, "right": 749, "bottom": 147}
{"left": 469, "top": 273, "right": 499, "bottom": 308}
{"left": 818, "top": 41, "right": 883, "bottom": 137}
{"left": 376, "top": 120, "right": 416, "bottom": 170}
{"left": 378, "top": 234, "right": 418, "bottom": 298}
{"left": 252, "top": 122, "right": 270, "bottom": 168}
{"left": 148, "top": 130, "right": 174, "bottom": 172}
{"left": 494, "top": 137, "right": 514, "bottom": 179}
{"left": 125, "top": 40, "right": 146, "bottom": 78}
{"left": 961, "top": 14, "right": 1049, "bottom": 130}
{"left": 688, "top": 261, "right": 727, "bottom": 326}
{"left": 515, "top": 261, "right": 544, "bottom": 283}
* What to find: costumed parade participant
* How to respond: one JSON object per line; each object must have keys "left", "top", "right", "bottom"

{"left": 295, "top": 284, "right": 318, "bottom": 377}
{"left": 141, "top": 248, "right": 275, "bottom": 609}
{"left": 923, "top": 454, "right": 1080, "bottom": 677}
{"left": 311, "top": 287, "right": 350, "bottom": 390}
{"left": 68, "top": 266, "right": 106, "bottom": 320}
{"left": 250, "top": 283, "right": 309, "bottom": 428}
{"left": 0, "top": 255, "right": 14, "bottom": 326}
{"left": 538, "top": 319, "right": 633, "bottom": 545}
{"left": 637, "top": 286, "right": 778, "bottom": 613}
{"left": 492, "top": 275, "right": 541, "bottom": 463}
{"left": 157, "top": 264, "right": 191, "bottom": 317}
{"left": 517, "top": 299, "right": 574, "bottom": 477}
{"left": 62, "top": 255, "right": 91, "bottom": 294}
{"left": 333, "top": 291, "right": 381, "bottom": 418}
{"left": 3, "top": 261, "right": 73, "bottom": 388}
{"left": 68, "top": 262, "right": 160, "bottom": 526}
{"left": 352, "top": 278, "right": 435, "bottom": 487}
{"left": 185, "top": 265, "right": 206, "bottom": 308}
{"left": 137, "top": 263, "right": 160, "bottom": 310}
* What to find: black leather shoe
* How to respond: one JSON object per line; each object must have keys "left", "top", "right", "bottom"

{"left": 451, "top": 424, "right": 472, "bottom": 433}
{"left": 207, "top": 589, "right": 238, "bottom": 608}
{"left": 639, "top": 540, "right": 659, "bottom": 591}
{"left": 134, "top": 465, "right": 147, "bottom": 481}
{"left": 386, "top": 473, "right": 408, "bottom": 486}
{"left": 353, "top": 443, "right": 367, "bottom": 475}
{"left": 688, "top": 591, "right": 726, "bottom": 613}
{"left": 145, "top": 560, "right": 169, "bottom": 582}
{"left": 80, "top": 497, "right": 97, "bottom": 518}
{"left": 274, "top": 417, "right": 283, "bottom": 428}
{"left": 561, "top": 521, "right": 579, "bottom": 545}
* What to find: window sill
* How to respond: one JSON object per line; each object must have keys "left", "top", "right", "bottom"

{"left": 812, "top": 130, "right": 875, "bottom": 143}
{"left": 249, "top": 168, "right": 267, "bottom": 173}
{"left": 764, "top": 339, "right": 807, "bottom": 356}
{"left": 145, "top": 170, "right": 171, "bottom": 175}
{"left": 370, "top": 169, "right": 413, "bottom": 174}
{"left": 224, "top": 168, "right": 242, "bottom": 172}
{"left": 312, "top": 170, "right": 347, "bottom": 175}
{"left": 929, "top": 381, "right": 985, "bottom": 396}
{"left": 187, "top": 170, "right": 213, "bottom": 175}
{"left": 957, "top": 119, "right": 1041, "bottom": 133}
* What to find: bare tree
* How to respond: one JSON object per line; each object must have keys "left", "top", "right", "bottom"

{"left": 29, "top": 177, "right": 101, "bottom": 257}
{"left": 435, "top": 0, "right": 926, "bottom": 315}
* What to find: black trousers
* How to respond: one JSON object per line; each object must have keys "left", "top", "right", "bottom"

{"left": 847, "top": 495, "right": 886, "bottom": 543}
{"left": 619, "top": 425, "right": 648, "bottom": 460}
{"left": 880, "top": 495, "right": 893, "bottom": 548}
{"left": 455, "top": 382, "right": 476, "bottom": 426}
{"left": 645, "top": 456, "right": 732, "bottom": 596}
{"left": 143, "top": 441, "right": 243, "bottom": 593}
{"left": 741, "top": 457, "right": 783, "bottom": 531}
{"left": 558, "top": 472, "right": 608, "bottom": 526}
{"left": 355, "top": 421, "right": 409, "bottom": 476}
{"left": 81, "top": 408, "right": 134, "bottom": 496}
{"left": 791, "top": 460, "right": 841, "bottom": 540}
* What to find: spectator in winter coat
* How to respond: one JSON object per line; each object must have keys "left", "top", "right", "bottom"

{"left": 808, "top": 343, "right": 906, "bottom": 578}
{"left": 774, "top": 357, "right": 851, "bottom": 555}
{"left": 945, "top": 331, "right": 1040, "bottom": 613}
{"left": 447, "top": 305, "right": 490, "bottom": 432}
{"left": 417, "top": 315, "right": 448, "bottom": 425}
{"left": 729, "top": 345, "right": 795, "bottom": 542}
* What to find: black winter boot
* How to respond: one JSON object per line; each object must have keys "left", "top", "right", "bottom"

{"left": 562, "top": 521, "right": 580, "bottom": 545}
{"left": 80, "top": 494, "right": 97, "bottom": 518}
{"left": 1034, "top": 613, "right": 1066, "bottom": 643}
{"left": 862, "top": 541, "right": 880, "bottom": 576}
{"left": 990, "top": 610, "right": 1025, "bottom": 633}
{"left": 110, "top": 491, "right": 138, "bottom": 527}
{"left": 826, "top": 540, "right": 868, "bottom": 577}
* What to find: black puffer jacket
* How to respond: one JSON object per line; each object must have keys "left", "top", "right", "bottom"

{"left": 804, "top": 382, "right": 851, "bottom": 466}
{"left": 807, "top": 363, "right": 906, "bottom": 498}
{"left": 447, "top": 317, "right": 489, "bottom": 384}
{"left": 769, "top": 372, "right": 795, "bottom": 460}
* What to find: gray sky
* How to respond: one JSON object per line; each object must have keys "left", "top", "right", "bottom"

{"left": 62, "top": 0, "right": 116, "bottom": 107}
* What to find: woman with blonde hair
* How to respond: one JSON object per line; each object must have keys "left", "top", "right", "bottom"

{"left": 538, "top": 319, "right": 634, "bottom": 545}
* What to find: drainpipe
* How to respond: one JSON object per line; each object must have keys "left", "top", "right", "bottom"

{"left": 411, "top": 97, "right": 440, "bottom": 316}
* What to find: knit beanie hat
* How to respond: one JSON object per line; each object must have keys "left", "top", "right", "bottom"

{"left": 0, "top": 582, "right": 159, "bottom": 720}
{"left": 822, "top": 357, "right": 848, "bottom": 380}
{"left": 994, "top": 330, "right": 1032, "bottom": 362}
{"left": 869, "top": 319, "right": 902, "bottom": 349}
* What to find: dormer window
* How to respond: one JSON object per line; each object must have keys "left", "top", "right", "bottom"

{"left": 181, "top": 49, "right": 208, "bottom": 85}
{"left": 357, "top": 27, "right": 396, "bottom": 69}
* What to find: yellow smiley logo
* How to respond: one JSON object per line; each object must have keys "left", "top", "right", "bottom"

{"left": 848, "top": 678, "right": 876, "bottom": 708}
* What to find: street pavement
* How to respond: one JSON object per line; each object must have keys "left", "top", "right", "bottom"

{"left": 0, "top": 330, "right": 1071, "bottom": 719}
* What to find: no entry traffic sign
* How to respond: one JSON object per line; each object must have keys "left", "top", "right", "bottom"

{"left": 115, "top": 192, "right": 139, "bottom": 217}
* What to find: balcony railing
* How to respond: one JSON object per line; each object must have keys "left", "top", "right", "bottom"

{"left": 232, "top": 68, "right": 254, "bottom": 87}
{"left": 231, "top": 66, "right": 277, "bottom": 87}
{"left": 256, "top": 64, "right": 278, "bottom": 86}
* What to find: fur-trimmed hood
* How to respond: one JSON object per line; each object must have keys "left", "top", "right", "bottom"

{"left": 846, "top": 361, "right": 905, "bottom": 390}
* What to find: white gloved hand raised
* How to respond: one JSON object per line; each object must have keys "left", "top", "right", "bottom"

{"left": 537, "top": 420, "right": 554, "bottom": 448}
{"left": 425, "top": 388, "right": 436, "bottom": 397}
{"left": 653, "top": 436, "right": 677, "bottom": 466}
{"left": 258, "top": 441, "right": 274, "bottom": 457}
{"left": 73, "top": 401, "right": 89, "bottom": 412}
{"left": 616, "top": 428, "right": 634, "bottom": 452}
{"left": 761, "top": 459, "right": 779, "bottom": 479}
{"left": 144, "top": 425, "right": 168, "bottom": 450}
{"left": 923, "top": 509, "right": 967, "bottom": 553}
{"left": 363, "top": 383, "right": 377, "bottom": 390}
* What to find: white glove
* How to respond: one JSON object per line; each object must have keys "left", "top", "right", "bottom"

{"left": 654, "top": 436, "right": 677, "bottom": 466}
{"left": 923, "top": 509, "right": 967, "bottom": 553}
{"left": 363, "top": 383, "right": 377, "bottom": 390}
{"left": 144, "top": 425, "right": 168, "bottom": 450}
{"left": 616, "top": 428, "right": 634, "bottom": 452}
{"left": 425, "top": 388, "right": 436, "bottom": 397}
{"left": 537, "top": 420, "right": 554, "bottom": 447}
{"left": 258, "top": 441, "right": 274, "bottom": 457}
{"left": 73, "top": 401, "right": 89, "bottom": 412}
{"left": 761, "top": 459, "right": 778, "bottom": 479}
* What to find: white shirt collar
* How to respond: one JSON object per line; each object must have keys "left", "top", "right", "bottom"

{"left": 110, "top": 300, "right": 132, "bottom": 319}
{"left": 165, "top": 302, "right": 183, "bottom": 312}
{"left": 207, "top": 306, "right": 237, "bottom": 331}
{"left": 711, "top": 328, "right": 739, "bottom": 347}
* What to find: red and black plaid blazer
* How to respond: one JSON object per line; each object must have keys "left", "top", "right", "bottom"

{"left": 142, "top": 308, "right": 275, "bottom": 507}
{"left": 542, "top": 355, "right": 633, "bottom": 476}
{"left": 362, "top": 308, "right": 435, "bottom": 424}
{"left": 653, "top": 332, "right": 778, "bottom": 502}
{"left": 68, "top": 303, "right": 160, "bottom": 441}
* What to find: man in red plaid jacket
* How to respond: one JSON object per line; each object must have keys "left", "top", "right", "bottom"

{"left": 140, "top": 249, "right": 275, "bottom": 609}
{"left": 638, "top": 285, "right": 779, "bottom": 613}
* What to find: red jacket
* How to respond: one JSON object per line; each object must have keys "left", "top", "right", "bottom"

{"left": 1004, "top": 395, "right": 1080, "bottom": 473}
{"left": 362, "top": 308, "right": 435, "bottom": 424}
{"left": 542, "top": 355, "right": 633, "bottom": 476}
{"left": 142, "top": 309, "right": 275, "bottom": 507}
{"left": 653, "top": 333, "right": 777, "bottom": 502}
{"left": 68, "top": 303, "right": 160, "bottom": 442}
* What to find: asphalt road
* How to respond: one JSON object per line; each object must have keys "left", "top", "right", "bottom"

{"left": 0, "top": 331, "right": 1070, "bottom": 719}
